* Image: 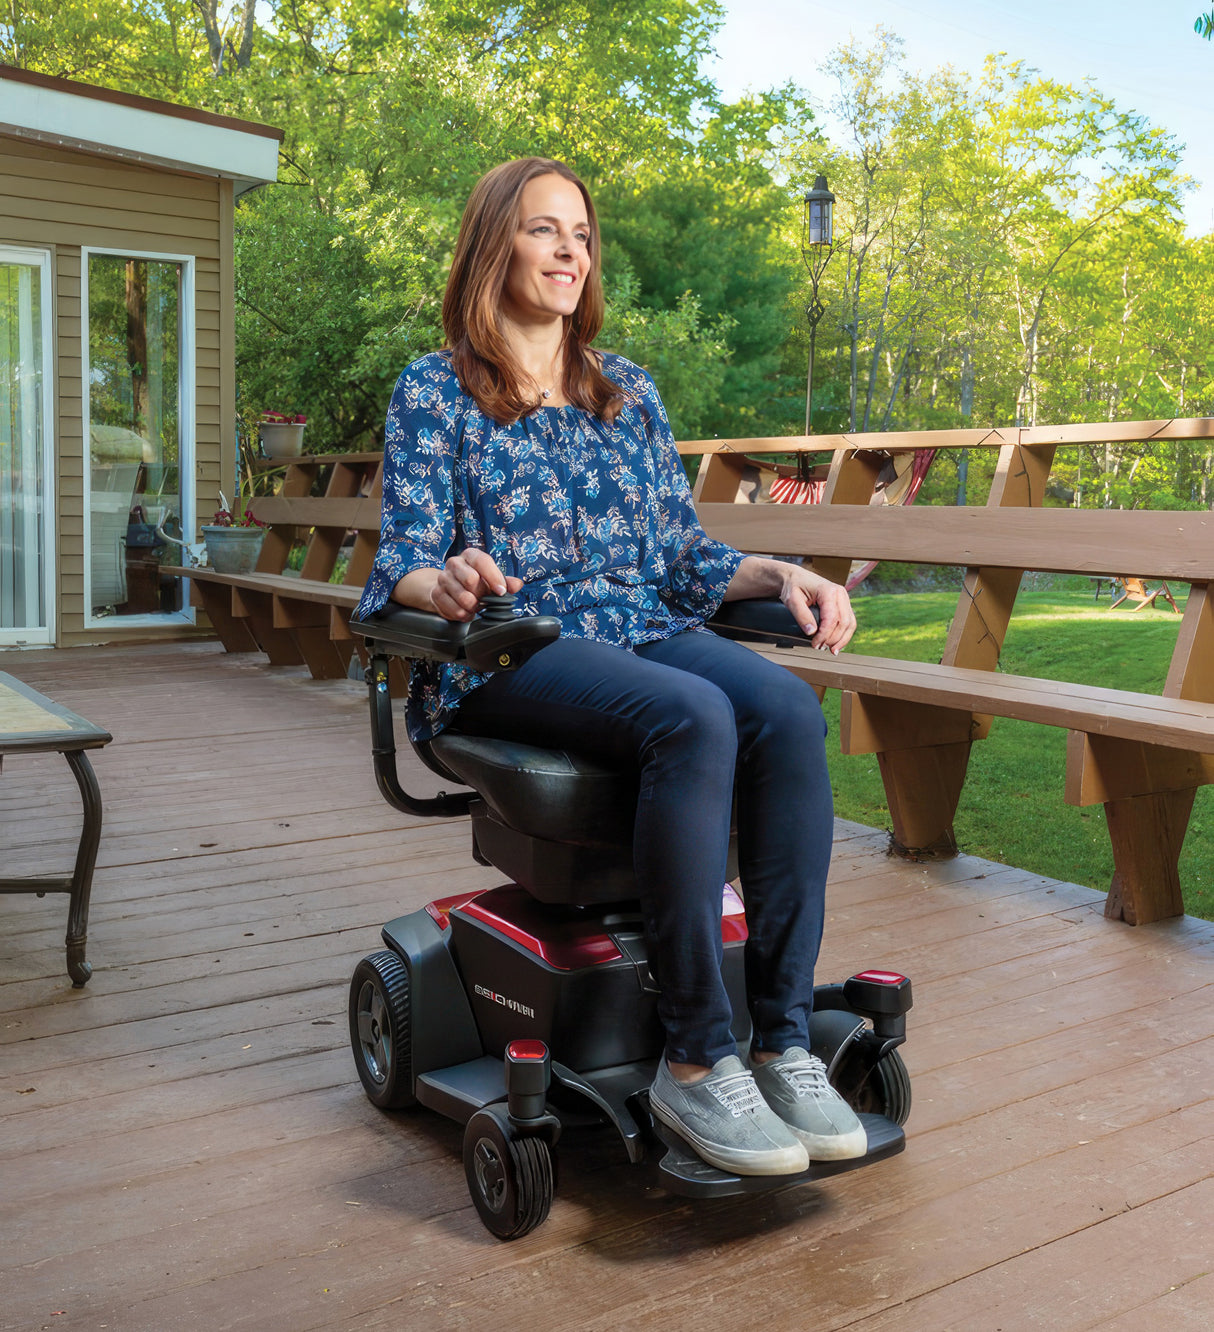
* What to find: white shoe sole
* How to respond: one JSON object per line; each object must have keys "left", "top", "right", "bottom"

{"left": 648, "top": 1094, "right": 811, "bottom": 1176}
{"left": 790, "top": 1121, "right": 868, "bottom": 1161}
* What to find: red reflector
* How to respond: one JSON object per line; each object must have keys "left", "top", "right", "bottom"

{"left": 507, "top": 1040, "right": 549, "bottom": 1061}
{"left": 424, "top": 890, "right": 482, "bottom": 930}
{"left": 854, "top": 969, "right": 908, "bottom": 986}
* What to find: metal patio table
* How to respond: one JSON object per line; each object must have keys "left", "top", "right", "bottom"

{"left": 0, "top": 672, "right": 112, "bottom": 986}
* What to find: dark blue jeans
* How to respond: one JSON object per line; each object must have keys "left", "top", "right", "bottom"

{"left": 456, "top": 630, "right": 834, "bottom": 1067}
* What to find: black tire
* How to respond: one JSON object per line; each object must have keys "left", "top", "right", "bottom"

{"left": 462, "top": 1108, "right": 554, "bottom": 1241}
{"left": 349, "top": 950, "right": 416, "bottom": 1109}
{"left": 843, "top": 1047, "right": 912, "bottom": 1126}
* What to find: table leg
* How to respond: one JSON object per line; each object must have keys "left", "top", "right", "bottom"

{"left": 64, "top": 749, "right": 103, "bottom": 986}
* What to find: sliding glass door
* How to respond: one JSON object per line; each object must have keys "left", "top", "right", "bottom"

{"left": 83, "top": 249, "right": 194, "bottom": 625}
{"left": 0, "top": 247, "right": 54, "bottom": 645}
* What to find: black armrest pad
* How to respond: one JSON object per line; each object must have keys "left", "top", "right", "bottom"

{"left": 351, "top": 602, "right": 561, "bottom": 670}
{"left": 350, "top": 606, "right": 471, "bottom": 662}
{"left": 356, "top": 599, "right": 808, "bottom": 659}
{"left": 708, "top": 598, "right": 817, "bottom": 647}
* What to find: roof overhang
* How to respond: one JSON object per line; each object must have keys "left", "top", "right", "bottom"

{"left": 0, "top": 65, "right": 281, "bottom": 195}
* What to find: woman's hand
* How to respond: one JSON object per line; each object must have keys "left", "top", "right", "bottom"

{"left": 724, "top": 555, "right": 856, "bottom": 654}
{"left": 777, "top": 564, "right": 856, "bottom": 654}
{"left": 392, "top": 550, "right": 523, "bottom": 622}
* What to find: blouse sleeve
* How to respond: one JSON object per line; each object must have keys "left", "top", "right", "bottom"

{"left": 355, "top": 359, "right": 462, "bottom": 619}
{"left": 635, "top": 367, "right": 744, "bottom": 619}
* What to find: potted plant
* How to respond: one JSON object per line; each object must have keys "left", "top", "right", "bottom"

{"left": 201, "top": 492, "right": 265, "bottom": 573}
{"left": 260, "top": 410, "right": 308, "bottom": 459}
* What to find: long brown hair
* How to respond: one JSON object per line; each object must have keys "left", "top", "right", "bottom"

{"left": 442, "top": 158, "right": 625, "bottom": 425}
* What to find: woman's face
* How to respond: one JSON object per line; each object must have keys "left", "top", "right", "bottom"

{"left": 501, "top": 173, "right": 591, "bottom": 328}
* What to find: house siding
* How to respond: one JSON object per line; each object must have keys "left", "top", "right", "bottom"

{"left": 0, "top": 134, "right": 231, "bottom": 645}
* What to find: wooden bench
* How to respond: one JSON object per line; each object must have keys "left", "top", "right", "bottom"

{"left": 169, "top": 452, "right": 384, "bottom": 680}
{"left": 180, "top": 425, "right": 1214, "bottom": 928}
{"left": 682, "top": 418, "right": 1214, "bottom": 927}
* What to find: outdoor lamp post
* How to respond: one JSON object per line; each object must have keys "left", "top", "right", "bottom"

{"left": 800, "top": 173, "right": 836, "bottom": 438}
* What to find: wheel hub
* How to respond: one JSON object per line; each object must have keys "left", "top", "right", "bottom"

{"left": 357, "top": 982, "right": 389, "bottom": 1084}
{"left": 473, "top": 1138, "right": 507, "bottom": 1213}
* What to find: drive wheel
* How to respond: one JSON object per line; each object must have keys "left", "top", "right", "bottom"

{"left": 845, "top": 1048, "right": 911, "bottom": 1126}
{"left": 463, "top": 1108, "right": 554, "bottom": 1241}
{"left": 349, "top": 950, "right": 416, "bottom": 1109}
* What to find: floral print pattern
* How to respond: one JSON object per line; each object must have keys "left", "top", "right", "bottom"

{"left": 356, "top": 350, "right": 744, "bottom": 739}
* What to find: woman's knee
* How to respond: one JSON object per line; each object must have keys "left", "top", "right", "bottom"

{"left": 645, "top": 673, "right": 737, "bottom": 767}
{"left": 738, "top": 663, "right": 827, "bottom": 753}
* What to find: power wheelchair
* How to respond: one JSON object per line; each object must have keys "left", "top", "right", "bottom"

{"left": 347, "top": 595, "right": 912, "bottom": 1240}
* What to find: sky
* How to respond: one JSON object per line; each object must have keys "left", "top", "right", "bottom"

{"left": 709, "top": 0, "right": 1214, "bottom": 236}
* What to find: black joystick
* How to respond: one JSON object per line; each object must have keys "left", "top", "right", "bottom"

{"left": 477, "top": 593, "right": 518, "bottom": 622}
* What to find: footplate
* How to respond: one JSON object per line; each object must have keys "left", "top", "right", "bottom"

{"left": 650, "top": 1113, "right": 905, "bottom": 1198}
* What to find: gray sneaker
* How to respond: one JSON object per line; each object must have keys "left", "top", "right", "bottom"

{"left": 649, "top": 1054, "right": 810, "bottom": 1176}
{"left": 750, "top": 1048, "right": 867, "bottom": 1160}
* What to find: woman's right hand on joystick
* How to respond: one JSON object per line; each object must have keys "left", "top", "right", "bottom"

{"left": 431, "top": 549, "right": 524, "bottom": 622}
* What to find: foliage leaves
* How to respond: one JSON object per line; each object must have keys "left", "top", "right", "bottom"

{"left": 5, "top": 4, "right": 1212, "bottom": 504}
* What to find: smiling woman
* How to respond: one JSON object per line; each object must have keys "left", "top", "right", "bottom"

{"left": 353, "top": 156, "right": 867, "bottom": 1179}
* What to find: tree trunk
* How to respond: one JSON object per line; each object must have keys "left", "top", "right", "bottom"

{"left": 193, "top": 0, "right": 225, "bottom": 77}
{"left": 124, "top": 260, "right": 147, "bottom": 433}
{"left": 235, "top": 0, "right": 257, "bottom": 69}
{"left": 959, "top": 340, "right": 974, "bottom": 419}
{"left": 956, "top": 449, "right": 969, "bottom": 506}
{"left": 862, "top": 269, "right": 894, "bottom": 432}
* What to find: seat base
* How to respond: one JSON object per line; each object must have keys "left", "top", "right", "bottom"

{"left": 432, "top": 732, "right": 738, "bottom": 905}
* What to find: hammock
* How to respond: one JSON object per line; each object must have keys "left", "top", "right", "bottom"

{"left": 753, "top": 449, "right": 938, "bottom": 590}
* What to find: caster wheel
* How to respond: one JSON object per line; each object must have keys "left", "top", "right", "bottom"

{"left": 463, "top": 1108, "right": 554, "bottom": 1241}
{"left": 846, "top": 1048, "right": 911, "bottom": 1126}
{"left": 349, "top": 950, "right": 416, "bottom": 1109}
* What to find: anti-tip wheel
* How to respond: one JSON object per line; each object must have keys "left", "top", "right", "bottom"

{"left": 348, "top": 949, "right": 416, "bottom": 1109}
{"left": 462, "top": 1108, "right": 554, "bottom": 1241}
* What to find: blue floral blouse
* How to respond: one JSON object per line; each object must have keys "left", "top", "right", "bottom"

{"left": 356, "top": 350, "right": 745, "bottom": 740}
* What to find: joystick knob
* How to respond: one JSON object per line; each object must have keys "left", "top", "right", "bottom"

{"left": 478, "top": 593, "right": 517, "bottom": 622}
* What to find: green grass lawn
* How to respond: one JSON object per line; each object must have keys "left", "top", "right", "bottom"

{"left": 825, "top": 579, "right": 1214, "bottom": 921}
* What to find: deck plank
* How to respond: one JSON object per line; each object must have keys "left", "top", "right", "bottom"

{"left": 3, "top": 640, "right": 1213, "bottom": 1331}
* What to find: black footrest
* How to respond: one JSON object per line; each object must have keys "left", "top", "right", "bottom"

{"left": 652, "top": 1113, "right": 904, "bottom": 1198}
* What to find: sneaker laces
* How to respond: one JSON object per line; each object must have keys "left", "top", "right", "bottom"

{"left": 774, "top": 1053, "right": 832, "bottom": 1101}
{"left": 708, "top": 1069, "right": 766, "bottom": 1118}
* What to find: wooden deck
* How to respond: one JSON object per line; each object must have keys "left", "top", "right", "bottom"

{"left": 2, "top": 641, "right": 1213, "bottom": 1331}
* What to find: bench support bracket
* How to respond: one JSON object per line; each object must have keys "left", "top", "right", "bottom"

{"left": 1066, "top": 731, "right": 1205, "bottom": 926}
{"left": 1103, "top": 787, "right": 1195, "bottom": 925}
{"left": 877, "top": 739, "right": 970, "bottom": 859}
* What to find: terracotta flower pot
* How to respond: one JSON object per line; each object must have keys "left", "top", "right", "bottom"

{"left": 202, "top": 525, "right": 265, "bottom": 574}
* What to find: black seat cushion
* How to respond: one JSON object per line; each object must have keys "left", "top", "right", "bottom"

{"left": 428, "top": 733, "right": 637, "bottom": 850}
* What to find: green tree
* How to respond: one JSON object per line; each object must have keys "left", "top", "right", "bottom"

{"left": 598, "top": 91, "right": 811, "bottom": 437}
{"left": 780, "top": 36, "right": 1188, "bottom": 450}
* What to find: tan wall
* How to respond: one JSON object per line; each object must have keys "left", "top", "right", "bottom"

{"left": 0, "top": 134, "right": 233, "bottom": 646}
